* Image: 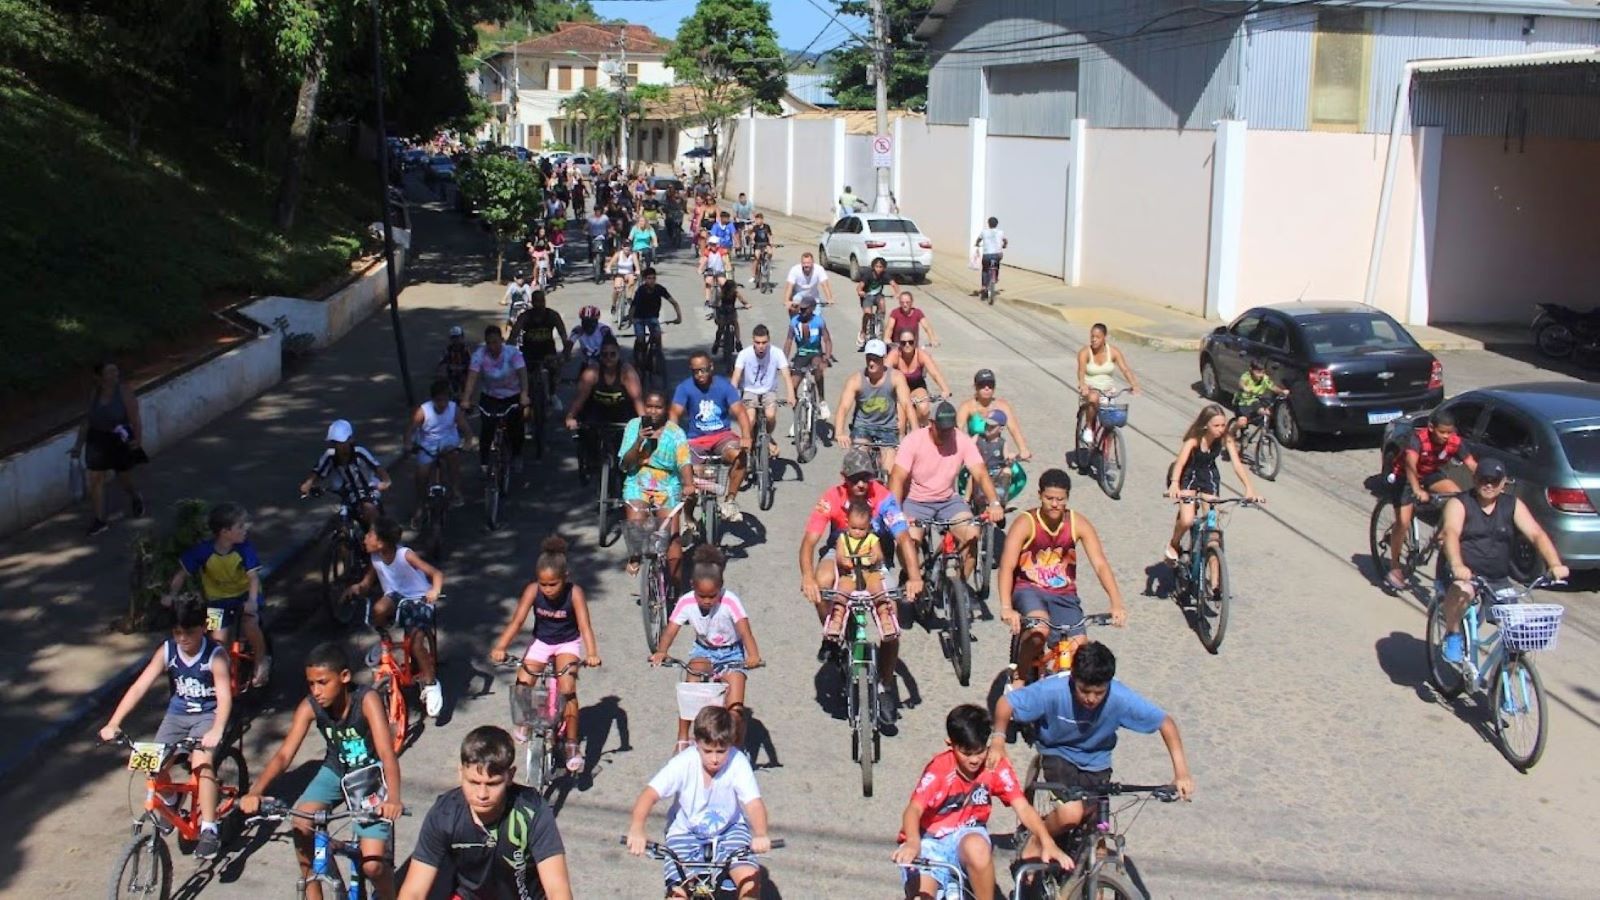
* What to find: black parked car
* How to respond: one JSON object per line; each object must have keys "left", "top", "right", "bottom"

{"left": 1198, "top": 302, "right": 1443, "bottom": 447}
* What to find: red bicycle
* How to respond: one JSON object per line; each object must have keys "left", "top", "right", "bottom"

{"left": 366, "top": 595, "right": 441, "bottom": 755}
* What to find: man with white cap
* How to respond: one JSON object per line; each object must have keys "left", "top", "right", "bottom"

{"left": 835, "top": 339, "right": 913, "bottom": 477}
{"left": 301, "top": 419, "right": 391, "bottom": 526}
{"left": 699, "top": 233, "right": 729, "bottom": 305}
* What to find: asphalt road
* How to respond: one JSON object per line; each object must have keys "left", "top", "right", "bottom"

{"left": 7, "top": 197, "right": 1600, "bottom": 899}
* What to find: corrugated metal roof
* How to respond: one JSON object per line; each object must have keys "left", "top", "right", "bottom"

{"left": 790, "top": 109, "right": 920, "bottom": 134}
{"left": 786, "top": 73, "right": 839, "bottom": 107}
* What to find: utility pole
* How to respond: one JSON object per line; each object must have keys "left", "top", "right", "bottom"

{"left": 615, "top": 29, "right": 630, "bottom": 172}
{"left": 369, "top": 0, "right": 415, "bottom": 407}
{"left": 871, "top": 0, "right": 892, "bottom": 214}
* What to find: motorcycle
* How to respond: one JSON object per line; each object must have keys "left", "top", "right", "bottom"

{"left": 1531, "top": 303, "right": 1600, "bottom": 360}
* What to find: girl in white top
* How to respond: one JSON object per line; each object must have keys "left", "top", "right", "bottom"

{"left": 1075, "top": 322, "right": 1141, "bottom": 441}
{"left": 405, "top": 378, "right": 472, "bottom": 512}
{"left": 346, "top": 516, "right": 446, "bottom": 716}
{"left": 609, "top": 246, "right": 641, "bottom": 310}
{"left": 648, "top": 545, "right": 764, "bottom": 750}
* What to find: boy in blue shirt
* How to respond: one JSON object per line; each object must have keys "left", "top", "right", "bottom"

{"left": 989, "top": 641, "right": 1194, "bottom": 862}
{"left": 170, "top": 502, "right": 270, "bottom": 688}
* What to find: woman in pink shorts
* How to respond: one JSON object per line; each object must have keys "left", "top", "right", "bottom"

{"left": 490, "top": 536, "right": 602, "bottom": 772}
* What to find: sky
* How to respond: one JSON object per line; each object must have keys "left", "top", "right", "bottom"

{"left": 587, "top": 0, "right": 867, "bottom": 55}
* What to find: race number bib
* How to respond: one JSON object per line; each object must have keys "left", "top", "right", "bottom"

{"left": 205, "top": 607, "right": 225, "bottom": 632}
{"left": 127, "top": 742, "right": 166, "bottom": 773}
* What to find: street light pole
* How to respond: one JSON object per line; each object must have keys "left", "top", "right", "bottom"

{"left": 616, "top": 33, "right": 630, "bottom": 172}
{"left": 870, "top": 0, "right": 892, "bottom": 214}
{"left": 369, "top": 0, "right": 415, "bottom": 407}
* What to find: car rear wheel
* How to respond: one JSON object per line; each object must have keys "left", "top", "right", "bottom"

{"left": 848, "top": 255, "right": 861, "bottom": 282}
{"left": 1273, "top": 398, "right": 1304, "bottom": 448}
{"left": 1199, "top": 357, "right": 1221, "bottom": 401}
{"left": 817, "top": 245, "right": 831, "bottom": 272}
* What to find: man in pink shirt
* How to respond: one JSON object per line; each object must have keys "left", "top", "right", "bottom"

{"left": 891, "top": 401, "right": 1004, "bottom": 581}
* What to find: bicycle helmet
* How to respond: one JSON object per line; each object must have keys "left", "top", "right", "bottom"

{"left": 579, "top": 305, "right": 601, "bottom": 321}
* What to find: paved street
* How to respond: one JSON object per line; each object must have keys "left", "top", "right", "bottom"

{"left": 4, "top": 189, "right": 1599, "bottom": 899}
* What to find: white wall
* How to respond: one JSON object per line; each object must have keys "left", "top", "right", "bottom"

{"left": 896, "top": 121, "right": 971, "bottom": 254}
{"left": 985, "top": 136, "right": 1072, "bottom": 277}
{"left": 240, "top": 251, "right": 408, "bottom": 350}
{"left": 790, "top": 119, "right": 839, "bottom": 223}
{"left": 841, "top": 134, "right": 877, "bottom": 208}
{"left": 752, "top": 118, "right": 790, "bottom": 209}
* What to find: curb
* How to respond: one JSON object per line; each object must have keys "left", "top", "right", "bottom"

{"left": 998, "top": 293, "right": 1204, "bottom": 352}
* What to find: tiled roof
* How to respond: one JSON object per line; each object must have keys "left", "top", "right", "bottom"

{"left": 791, "top": 108, "right": 919, "bottom": 135}
{"left": 512, "top": 22, "right": 671, "bottom": 57}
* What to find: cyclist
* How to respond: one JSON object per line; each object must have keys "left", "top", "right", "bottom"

{"left": 624, "top": 706, "right": 773, "bottom": 900}
{"left": 341, "top": 516, "right": 445, "bottom": 718}
{"left": 607, "top": 243, "right": 642, "bottom": 312}
{"left": 670, "top": 350, "right": 751, "bottom": 524}
{"left": 1436, "top": 457, "right": 1568, "bottom": 662}
{"left": 999, "top": 469, "right": 1127, "bottom": 688}
{"left": 784, "top": 297, "right": 835, "bottom": 422}
{"left": 799, "top": 448, "right": 923, "bottom": 722}
{"left": 459, "top": 325, "right": 532, "bottom": 477}
{"left": 821, "top": 499, "right": 891, "bottom": 641}
{"left": 436, "top": 325, "right": 472, "bottom": 399}
{"left": 710, "top": 209, "right": 737, "bottom": 263}
{"left": 1229, "top": 358, "right": 1289, "bottom": 445}
{"left": 628, "top": 211, "right": 659, "bottom": 265}
{"left": 855, "top": 257, "right": 899, "bottom": 351}
{"left": 627, "top": 266, "right": 684, "bottom": 368}
{"left": 1075, "top": 323, "right": 1141, "bottom": 445}
{"left": 1164, "top": 404, "right": 1263, "bottom": 563}
{"left": 973, "top": 216, "right": 1006, "bottom": 295}
{"left": 887, "top": 290, "right": 939, "bottom": 348}
{"left": 731, "top": 324, "right": 796, "bottom": 460}
{"left": 620, "top": 388, "right": 694, "bottom": 580}
{"left": 405, "top": 379, "right": 471, "bottom": 516}
{"left": 526, "top": 232, "right": 554, "bottom": 290}
{"left": 98, "top": 601, "right": 233, "bottom": 860}
{"left": 892, "top": 705, "right": 1070, "bottom": 900}
{"left": 955, "top": 369, "right": 1034, "bottom": 463}
{"left": 781, "top": 251, "right": 834, "bottom": 311}
{"left": 892, "top": 401, "right": 1005, "bottom": 584}
{"left": 399, "top": 726, "right": 573, "bottom": 900}
{"left": 989, "top": 641, "right": 1194, "bottom": 862}
{"left": 1383, "top": 409, "right": 1476, "bottom": 591}
{"left": 568, "top": 305, "right": 616, "bottom": 369}
{"left": 887, "top": 329, "right": 950, "bottom": 428}
{"left": 649, "top": 544, "right": 765, "bottom": 749}
{"left": 240, "top": 642, "right": 405, "bottom": 900}
{"left": 300, "top": 418, "right": 391, "bottom": 525}
{"left": 503, "top": 272, "right": 532, "bottom": 330}
{"left": 711, "top": 279, "right": 750, "bottom": 359}
{"left": 746, "top": 212, "right": 774, "bottom": 288}
{"left": 169, "top": 502, "right": 271, "bottom": 689}
{"left": 512, "top": 289, "right": 571, "bottom": 410}
{"left": 488, "top": 536, "right": 602, "bottom": 774}
{"left": 700, "top": 235, "right": 730, "bottom": 305}
{"left": 585, "top": 206, "right": 613, "bottom": 270}
{"left": 836, "top": 339, "right": 914, "bottom": 477}
{"left": 565, "top": 334, "right": 645, "bottom": 470}
{"left": 693, "top": 195, "right": 717, "bottom": 256}
{"left": 731, "top": 192, "right": 754, "bottom": 255}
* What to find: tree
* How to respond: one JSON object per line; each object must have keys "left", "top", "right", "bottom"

{"left": 826, "top": 0, "right": 931, "bottom": 110}
{"left": 665, "top": 0, "right": 784, "bottom": 185}
{"left": 559, "top": 86, "right": 620, "bottom": 157}
{"left": 456, "top": 153, "right": 543, "bottom": 282}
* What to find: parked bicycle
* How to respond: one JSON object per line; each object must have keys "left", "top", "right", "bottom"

{"left": 1170, "top": 496, "right": 1257, "bottom": 654}
{"left": 1368, "top": 492, "right": 1459, "bottom": 589}
{"left": 303, "top": 487, "right": 372, "bottom": 628}
{"left": 496, "top": 657, "right": 586, "bottom": 787}
{"left": 104, "top": 733, "right": 249, "bottom": 899}
{"left": 748, "top": 401, "right": 787, "bottom": 512}
{"left": 821, "top": 587, "right": 903, "bottom": 797}
{"left": 1072, "top": 388, "right": 1132, "bottom": 500}
{"left": 1013, "top": 774, "right": 1180, "bottom": 900}
{"left": 1426, "top": 572, "right": 1566, "bottom": 770}
{"left": 365, "top": 595, "right": 442, "bottom": 755}
{"left": 620, "top": 836, "right": 783, "bottom": 900}
{"left": 915, "top": 518, "right": 978, "bottom": 687}
{"left": 245, "top": 797, "right": 406, "bottom": 900}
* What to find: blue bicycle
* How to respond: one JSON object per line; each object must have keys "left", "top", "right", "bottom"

{"left": 1426, "top": 572, "right": 1566, "bottom": 770}
{"left": 1171, "top": 495, "right": 1258, "bottom": 654}
{"left": 247, "top": 797, "right": 405, "bottom": 899}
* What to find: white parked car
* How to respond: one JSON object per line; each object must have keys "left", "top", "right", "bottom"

{"left": 816, "top": 214, "right": 933, "bottom": 282}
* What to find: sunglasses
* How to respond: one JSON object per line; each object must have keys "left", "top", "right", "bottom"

{"left": 976, "top": 382, "right": 996, "bottom": 389}
{"left": 898, "top": 339, "right": 916, "bottom": 346}
{"left": 845, "top": 472, "right": 873, "bottom": 483}
{"left": 1475, "top": 475, "right": 1507, "bottom": 486}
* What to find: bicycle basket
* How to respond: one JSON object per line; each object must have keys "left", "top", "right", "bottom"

{"left": 1098, "top": 403, "right": 1128, "bottom": 429}
{"left": 1492, "top": 603, "right": 1564, "bottom": 653}
{"left": 510, "top": 681, "right": 558, "bottom": 730}
{"left": 675, "top": 681, "right": 728, "bottom": 721}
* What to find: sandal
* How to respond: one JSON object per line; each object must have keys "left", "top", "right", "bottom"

{"left": 1163, "top": 544, "right": 1179, "bottom": 563}
{"left": 625, "top": 556, "right": 641, "bottom": 576}
{"left": 1383, "top": 570, "right": 1407, "bottom": 592}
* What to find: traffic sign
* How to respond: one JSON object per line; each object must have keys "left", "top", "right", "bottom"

{"left": 871, "top": 133, "right": 893, "bottom": 167}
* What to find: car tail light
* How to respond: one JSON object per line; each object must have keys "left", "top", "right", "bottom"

{"left": 865, "top": 240, "right": 886, "bottom": 249}
{"left": 1546, "top": 487, "right": 1596, "bottom": 514}
{"left": 918, "top": 240, "right": 932, "bottom": 249}
{"left": 1428, "top": 359, "right": 1443, "bottom": 390}
{"left": 1308, "top": 366, "right": 1336, "bottom": 398}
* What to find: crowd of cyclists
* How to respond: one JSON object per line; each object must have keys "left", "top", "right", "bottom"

{"left": 94, "top": 156, "right": 1574, "bottom": 900}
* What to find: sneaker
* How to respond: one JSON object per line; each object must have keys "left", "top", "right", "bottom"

{"left": 1080, "top": 427, "right": 1094, "bottom": 445}
{"left": 450, "top": 492, "right": 466, "bottom": 509}
{"left": 720, "top": 498, "right": 743, "bottom": 523}
{"left": 513, "top": 724, "right": 532, "bottom": 743}
{"left": 195, "top": 827, "right": 222, "bottom": 860}
{"left": 856, "top": 338, "right": 866, "bottom": 351}
{"left": 564, "top": 742, "right": 584, "bottom": 773}
{"left": 422, "top": 681, "right": 444, "bottom": 717}
{"left": 130, "top": 494, "right": 147, "bottom": 518}
{"left": 818, "top": 402, "right": 831, "bottom": 420}
{"left": 787, "top": 424, "right": 795, "bottom": 439}
{"left": 876, "top": 684, "right": 899, "bottom": 727}
{"left": 87, "top": 518, "right": 109, "bottom": 536}
{"left": 252, "top": 655, "right": 272, "bottom": 689}
{"left": 1441, "top": 632, "right": 1465, "bottom": 664}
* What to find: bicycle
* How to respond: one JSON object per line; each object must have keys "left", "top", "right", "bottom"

{"left": 201, "top": 600, "right": 262, "bottom": 700}
{"left": 1426, "top": 572, "right": 1566, "bottom": 770}
{"left": 709, "top": 309, "right": 743, "bottom": 375}
{"left": 657, "top": 656, "right": 763, "bottom": 749}
{"left": 410, "top": 445, "right": 454, "bottom": 562}
{"left": 1170, "top": 495, "right": 1258, "bottom": 654}
{"left": 754, "top": 245, "right": 779, "bottom": 293}
{"left": 748, "top": 401, "right": 787, "bottom": 512}
{"left": 791, "top": 359, "right": 827, "bottom": 464}
{"left": 1013, "top": 774, "right": 1180, "bottom": 900}
{"left": 303, "top": 487, "right": 373, "bottom": 629}
{"left": 477, "top": 403, "right": 519, "bottom": 531}
{"left": 1368, "top": 491, "right": 1459, "bottom": 589}
{"left": 525, "top": 357, "right": 565, "bottom": 461}
{"left": 916, "top": 518, "right": 978, "bottom": 687}
{"left": 104, "top": 732, "right": 249, "bottom": 899}
{"left": 496, "top": 658, "right": 586, "bottom": 788}
{"left": 1008, "top": 613, "right": 1115, "bottom": 688}
{"left": 365, "top": 595, "right": 441, "bottom": 755}
{"left": 1234, "top": 395, "right": 1283, "bottom": 482}
{"left": 629, "top": 500, "right": 684, "bottom": 654}
{"left": 621, "top": 836, "right": 783, "bottom": 900}
{"left": 690, "top": 454, "right": 732, "bottom": 549}
{"left": 1072, "top": 388, "right": 1132, "bottom": 500}
{"left": 821, "top": 586, "right": 903, "bottom": 797}
{"left": 851, "top": 437, "right": 898, "bottom": 485}
{"left": 573, "top": 424, "right": 628, "bottom": 546}
{"left": 980, "top": 255, "right": 1000, "bottom": 305}
{"left": 633, "top": 326, "right": 671, "bottom": 391}
{"left": 245, "top": 797, "right": 406, "bottom": 900}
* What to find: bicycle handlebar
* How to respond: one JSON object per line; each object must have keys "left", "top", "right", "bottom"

{"left": 654, "top": 656, "right": 765, "bottom": 675}
{"left": 1029, "top": 781, "right": 1179, "bottom": 803}
{"left": 1171, "top": 494, "right": 1261, "bottom": 507}
{"left": 245, "top": 796, "right": 410, "bottom": 828}
{"left": 493, "top": 658, "right": 588, "bottom": 679}
{"left": 618, "top": 835, "right": 785, "bottom": 860}
{"left": 1020, "top": 612, "right": 1115, "bottom": 634}
{"left": 819, "top": 587, "right": 905, "bottom": 605}
{"left": 102, "top": 733, "right": 208, "bottom": 753}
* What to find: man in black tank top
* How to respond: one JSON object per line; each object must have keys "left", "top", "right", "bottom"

{"left": 1436, "top": 458, "right": 1567, "bottom": 663}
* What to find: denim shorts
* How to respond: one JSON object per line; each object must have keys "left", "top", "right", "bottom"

{"left": 901, "top": 826, "right": 989, "bottom": 895}
{"left": 688, "top": 643, "right": 746, "bottom": 668}
{"left": 366, "top": 596, "right": 435, "bottom": 632}
{"left": 206, "top": 593, "right": 258, "bottom": 633}
{"left": 850, "top": 424, "right": 899, "bottom": 446}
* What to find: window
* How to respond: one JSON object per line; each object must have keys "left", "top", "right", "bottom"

{"left": 1230, "top": 314, "right": 1263, "bottom": 341}
{"left": 627, "top": 62, "right": 639, "bottom": 78}
{"left": 558, "top": 66, "right": 572, "bottom": 91}
{"left": 583, "top": 66, "right": 597, "bottom": 88}
{"left": 1441, "top": 400, "right": 1488, "bottom": 437}
{"left": 1559, "top": 428, "right": 1600, "bottom": 474}
{"left": 1481, "top": 409, "right": 1537, "bottom": 460}
{"left": 1256, "top": 317, "right": 1292, "bottom": 353}
{"left": 1300, "top": 314, "right": 1414, "bottom": 354}
{"left": 831, "top": 217, "right": 853, "bottom": 232}
{"left": 867, "top": 219, "right": 919, "bottom": 234}
{"left": 1310, "top": 10, "right": 1371, "bottom": 131}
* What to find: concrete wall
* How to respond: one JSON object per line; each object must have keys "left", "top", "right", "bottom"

{"left": 790, "top": 119, "right": 839, "bottom": 224}
{"left": 752, "top": 118, "right": 789, "bottom": 209}
{"left": 841, "top": 134, "right": 877, "bottom": 208}
{"left": 1238, "top": 130, "right": 1418, "bottom": 319}
{"left": 1080, "top": 128, "right": 1216, "bottom": 316}
{"left": 1430, "top": 135, "right": 1600, "bottom": 324}
{"left": 720, "top": 118, "right": 749, "bottom": 199}
{"left": 896, "top": 121, "right": 971, "bottom": 253}
{"left": 986, "top": 136, "right": 1072, "bottom": 277}
{"left": 240, "top": 251, "right": 408, "bottom": 350}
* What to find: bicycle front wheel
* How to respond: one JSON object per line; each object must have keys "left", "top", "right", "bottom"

{"left": 1368, "top": 497, "right": 1403, "bottom": 584}
{"left": 1194, "top": 545, "right": 1230, "bottom": 654}
{"left": 1071, "top": 861, "right": 1143, "bottom": 900}
{"left": 853, "top": 665, "right": 875, "bottom": 797}
{"left": 949, "top": 577, "right": 973, "bottom": 686}
{"left": 1099, "top": 427, "right": 1127, "bottom": 500}
{"left": 796, "top": 399, "right": 817, "bottom": 463}
{"left": 756, "top": 439, "right": 774, "bottom": 511}
{"left": 1254, "top": 430, "right": 1281, "bottom": 481}
{"left": 379, "top": 679, "right": 408, "bottom": 755}
{"left": 1491, "top": 655, "right": 1548, "bottom": 771}
{"left": 640, "top": 559, "right": 666, "bottom": 654}
{"left": 108, "top": 829, "right": 171, "bottom": 900}
{"left": 1424, "top": 596, "right": 1466, "bottom": 700}
{"left": 324, "top": 540, "right": 362, "bottom": 627}
{"left": 597, "top": 459, "right": 616, "bottom": 546}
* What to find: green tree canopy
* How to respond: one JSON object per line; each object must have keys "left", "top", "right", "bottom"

{"left": 826, "top": 0, "right": 930, "bottom": 110}
{"left": 456, "top": 151, "right": 543, "bottom": 281}
{"left": 665, "top": 0, "right": 783, "bottom": 175}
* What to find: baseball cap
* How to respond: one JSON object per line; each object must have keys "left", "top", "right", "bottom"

{"left": 841, "top": 448, "right": 877, "bottom": 478}
{"left": 974, "top": 368, "right": 996, "bottom": 387}
{"left": 933, "top": 401, "right": 958, "bottom": 429}
{"left": 708, "top": 235, "right": 721, "bottom": 245}
{"left": 326, "top": 419, "right": 354, "bottom": 443}
{"left": 988, "top": 409, "right": 1009, "bottom": 427}
{"left": 448, "top": 325, "right": 464, "bottom": 337}
{"left": 863, "top": 339, "right": 888, "bottom": 358}
{"left": 1476, "top": 458, "right": 1507, "bottom": 482}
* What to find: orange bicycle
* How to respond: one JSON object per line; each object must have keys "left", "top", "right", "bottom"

{"left": 365, "top": 594, "right": 441, "bottom": 755}
{"left": 201, "top": 603, "right": 263, "bottom": 699}
{"left": 104, "top": 732, "right": 249, "bottom": 898}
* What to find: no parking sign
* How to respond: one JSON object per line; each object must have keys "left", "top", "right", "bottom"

{"left": 872, "top": 134, "right": 893, "bottom": 167}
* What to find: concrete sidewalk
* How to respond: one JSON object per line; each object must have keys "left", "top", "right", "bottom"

{"left": 0, "top": 180, "right": 506, "bottom": 778}
{"left": 759, "top": 209, "right": 1525, "bottom": 353}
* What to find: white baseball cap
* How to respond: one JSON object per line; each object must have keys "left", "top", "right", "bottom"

{"left": 708, "top": 235, "right": 721, "bottom": 245}
{"left": 326, "top": 419, "right": 354, "bottom": 442}
{"left": 448, "top": 325, "right": 464, "bottom": 337}
{"left": 864, "top": 339, "right": 888, "bottom": 357}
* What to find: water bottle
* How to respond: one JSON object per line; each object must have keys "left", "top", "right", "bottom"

{"left": 1055, "top": 640, "right": 1074, "bottom": 673}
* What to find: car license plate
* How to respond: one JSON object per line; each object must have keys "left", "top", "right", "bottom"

{"left": 128, "top": 742, "right": 166, "bottom": 773}
{"left": 1367, "top": 411, "right": 1403, "bottom": 425}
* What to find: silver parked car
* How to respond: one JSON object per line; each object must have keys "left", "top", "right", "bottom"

{"left": 816, "top": 214, "right": 933, "bottom": 282}
{"left": 1381, "top": 382, "right": 1600, "bottom": 578}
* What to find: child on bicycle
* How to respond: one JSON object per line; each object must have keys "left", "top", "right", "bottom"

{"left": 823, "top": 500, "right": 896, "bottom": 644}
{"left": 340, "top": 515, "right": 445, "bottom": 718}
{"left": 240, "top": 642, "right": 405, "bottom": 900}
{"left": 649, "top": 544, "right": 763, "bottom": 750}
{"left": 99, "top": 601, "right": 233, "bottom": 860}
{"left": 405, "top": 378, "right": 472, "bottom": 516}
{"left": 300, "top": 419, "right": 390, "bottom": 527}
{"left": 437, "top": 325, "right": 472, "bottom": 399}
{"left": 893, "top": 704, "right": 1069, "bottom": 900}
{"left": 489, "top": 536, "right": 602, "bottom": 774}
{"left": 625, "top": 706, "right": 773, "bottom": 900}
{"left": 1229, "top": 359, "right": 1289, "bottom": 443}
{"left": 169, "top": 502, "right": 271, "bottom": 688}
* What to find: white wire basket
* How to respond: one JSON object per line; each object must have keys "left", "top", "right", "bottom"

{"left": 675, "top": 681, "right": 728, "bottom": 721}
{"left": 1492, "top": 603, "right": 1565, "bottom": 653}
